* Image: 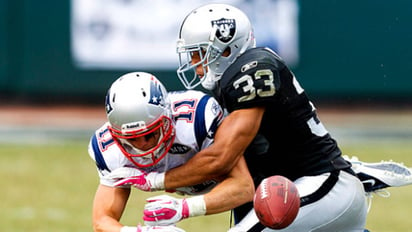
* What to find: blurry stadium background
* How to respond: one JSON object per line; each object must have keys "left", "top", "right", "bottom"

{"left": 1, "top": 0, "right": 412, "bottom": 104}
{"left": 1, "top": 0, "right": 412, "bottom": 231}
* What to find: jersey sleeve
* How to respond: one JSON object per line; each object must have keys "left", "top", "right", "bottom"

{"left": 198, "top": 94, "right": 224, "bottom": 149}
{"left": 171, "top": 90, "right": 224, "bottom": 150}
{"left": 87, "top": 123, "right": 130, "bottom": 187}
{"left": 88, "top": 133, "right": 110, "bottom": 175}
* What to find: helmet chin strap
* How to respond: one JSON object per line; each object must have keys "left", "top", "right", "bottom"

{"left": 201, "top": 71, "right": 219, "bottom": 90}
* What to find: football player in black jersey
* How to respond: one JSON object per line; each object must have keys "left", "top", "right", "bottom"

{"left": 170, "top": 4, "right": 367, "bottom": 231}
{"left": 110, "top": 3, "right": 412, "bottom": 232}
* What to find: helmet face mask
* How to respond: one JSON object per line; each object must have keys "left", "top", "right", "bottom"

{"left": 176, "top": 41, "right": 222, "bottom": 89}
{"left": 110, "top": 116, "right": 174, "bottom": 167}
{"left": 176, "top": 3, "right": 256, "bottom": 90}
{"left": 105, "top": 72, "right": 175, "bottom": 168}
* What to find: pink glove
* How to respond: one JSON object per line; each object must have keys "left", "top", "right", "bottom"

{"left": 104, "top": 167, "right": 165, "bottom": 191}
{"left": 136, "top": 225, "right": 186, "bottom": 232}
{"left": 143, "top": 195, "right": 190, "bottom": 226}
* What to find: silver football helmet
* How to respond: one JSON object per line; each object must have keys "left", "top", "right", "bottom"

{"left": 176, "top": 3, "right": 256, "bottom": 90}
{"left": 105, "top": 72, "right": 175, "bottom": 168}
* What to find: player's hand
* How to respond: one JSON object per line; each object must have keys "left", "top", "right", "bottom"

{"left": 143, "top": 195, "right": 190, "bottom": 226}
{"left": 137, "top": 225, "right": 186, "bottom": 232}
{"left": 104, "top": 167, "right": 165, "bottom": 191}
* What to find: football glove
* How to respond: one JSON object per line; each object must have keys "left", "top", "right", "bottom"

{"left": 143, "top": 195, "right": 206, "bottom": 226}
{"left": 121, "top": 225, "right": 186, "bottom": 232}
{"left": 138, "top": 225, "right": 185, "bottom": 232}
{"left": 104, "top": 167, "right": 165, "bottom": 191}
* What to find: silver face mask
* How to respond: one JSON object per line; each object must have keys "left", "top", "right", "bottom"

{"left": 176, "top": 41, "right": 222, "bottom": 90}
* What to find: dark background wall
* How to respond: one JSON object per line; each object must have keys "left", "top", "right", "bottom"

{"left": 298, "top": 1, "right": 412, "bottom": 103}
{"left": 1, "top": 0, "right": 412, "bottom": 105}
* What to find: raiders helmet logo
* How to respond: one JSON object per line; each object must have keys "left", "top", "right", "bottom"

{"left": 211, "top": 18, "right": 236, "bottom": 43}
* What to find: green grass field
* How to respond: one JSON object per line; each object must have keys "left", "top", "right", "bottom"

{"left": 1, "top": 140, "right": 411, "bottom": 232}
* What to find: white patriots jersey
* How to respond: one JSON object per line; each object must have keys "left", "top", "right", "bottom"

{"left": 88, "top": 90, "right": 224, "bottom": 195}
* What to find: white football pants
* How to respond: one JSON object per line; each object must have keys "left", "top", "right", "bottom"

{"left": 230, "top": 170, "right": 368, "bottom": 232}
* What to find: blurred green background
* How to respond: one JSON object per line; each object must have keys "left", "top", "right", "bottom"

{"left": 1, "top": 139, "right": 411, "bottom": 232}
{"left": 1, "top": 0, "right": 412, "bottom": 104}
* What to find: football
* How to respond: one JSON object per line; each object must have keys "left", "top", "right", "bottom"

{"left": 253, "top": 175, "right": 300, "bottom": 229}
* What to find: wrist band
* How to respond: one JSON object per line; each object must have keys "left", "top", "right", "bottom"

{"left": 150, "top": 172, "right": 165, "bottom": 190}
{"left": 186, "top": 195, "right": 207, "bottom": 217}
{"left": 120, "top": 226, "right": 137, "bottom": 232}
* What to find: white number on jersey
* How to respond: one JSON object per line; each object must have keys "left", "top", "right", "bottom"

{"left": 233, "top": 69, "right": 276, "bottom": 103}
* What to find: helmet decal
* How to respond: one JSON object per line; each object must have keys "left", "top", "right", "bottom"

{"left": 149, "top": 79, "right": 165, "bottom": 106}
{"left": 105, "top": 89, "right": 113, "bottom": 115}
{"left": 211, "top": 18, "right": 236, "bottom": 43}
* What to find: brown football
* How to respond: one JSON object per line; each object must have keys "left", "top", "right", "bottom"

{"left": 253, "top": 175, "right": 300, "bottom": 229}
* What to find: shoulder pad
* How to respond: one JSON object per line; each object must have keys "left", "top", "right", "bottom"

{"left": 221, "top": 47, "right": 286, "bottom": 86}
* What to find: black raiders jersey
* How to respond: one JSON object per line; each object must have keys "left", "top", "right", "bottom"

{"left": 213, "top": 47, "right": 350, "bottom": 185}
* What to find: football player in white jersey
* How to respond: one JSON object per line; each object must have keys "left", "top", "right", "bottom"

{"left": 88, "top": 72, "right": 252, "bottom": 232}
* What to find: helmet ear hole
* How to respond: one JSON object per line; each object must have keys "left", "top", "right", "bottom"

{"left": 222, "top": 47, "right": 231, "bottom": 57}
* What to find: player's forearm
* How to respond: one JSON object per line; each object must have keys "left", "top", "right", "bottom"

{"left": 142, "top": 157, "right": 254, "bottom": 226}
{"left": 92, "top": 185, "right": 130, "bottom": 232}
{"left": 172, "top": 171, "right": 253, "bottom": 218}
{"left": 93, "top": 215, "right": 123, "bottom": 232}
{"left": 204, "top": 178, "right": 254, "bottom": 214}
{"left": 164, "top": 108, "right": 264, "bottom": 190}
{"left": 164, "top": 144, "right": 239, "bottom": 189}
{"left": 204, "top": 156, "right": 255, "bottom": 214}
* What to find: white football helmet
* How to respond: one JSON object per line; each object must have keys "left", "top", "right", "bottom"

{"left": 105, "top": 72, "right": 175, "bottom": 168}
{"left": 176, "top": 3, "right": 256, "bottom": 90}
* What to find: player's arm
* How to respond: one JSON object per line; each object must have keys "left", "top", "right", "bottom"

{"left": 203, "top": 154, "right": 254, "bottom": 214}
{"left": 164, "top": 106, "right": 264, "bottom": 189}
{"left": 92, "top": 184, "right": 130, "bottom": 232}
{"left": 142, "top": 155, "right": 255, "bottom": 225}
